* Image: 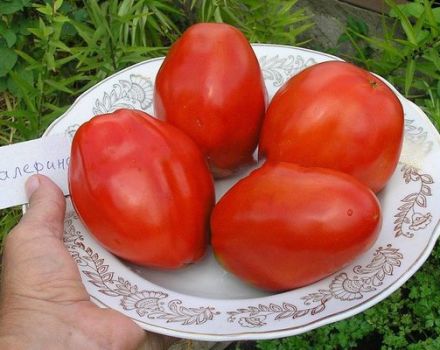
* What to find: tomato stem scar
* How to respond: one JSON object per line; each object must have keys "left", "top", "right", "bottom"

{"left": 369, "top": 80, "right": 379, "bottom": 89}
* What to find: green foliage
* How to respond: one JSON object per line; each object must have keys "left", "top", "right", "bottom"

{"left": 337, "top": 0, "right": 440, "bottom": 129}
{"left": 182, "top": 0, "right": 313, "bottom": 44}
{"left": 257, "top": 313, "right": 376, "bottom": 350}
{"left": 0, "top": 0, "right": 31, "bottom": 15}
{"left": 3, "top": 0, "right": 181, "bottom": 140}
{"left": 182, "top": 0, "right": 312, "bottom": 45}
{"left": 64, "top": 0, "right": 176, "bottom": 85}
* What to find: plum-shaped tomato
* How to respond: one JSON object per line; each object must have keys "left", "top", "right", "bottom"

{"left": 154, "top": 23, "right": 267, "bottom": 177}
{"left": 211, "top": 162, "right": 381, "bottom": 291}
{"left": 259, "top": 61, "right": 404, "bottom": 192}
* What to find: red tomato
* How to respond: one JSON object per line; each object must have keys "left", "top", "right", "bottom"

{"left": 69, "top": 109, "right": 215, "bottom": 268}
{"left": 259, "top": 61, "right": 404, "bottom": 193}
{"left": 211, "top": 162, "right": 381, "bottom": 292}
{"left": 154, "top": 23, "right": 267, "bottom": 177}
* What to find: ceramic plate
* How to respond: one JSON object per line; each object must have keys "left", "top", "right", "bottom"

{"left": 44, "top": 44, "right": 440, "bottom": 341}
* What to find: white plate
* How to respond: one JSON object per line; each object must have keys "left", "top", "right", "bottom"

{"left": 44, "top": 44, "right": 440, "bottom": 341}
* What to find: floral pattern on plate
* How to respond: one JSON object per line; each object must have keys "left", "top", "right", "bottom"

{"left": 43, "top": 44, "right": 440, "bottom": 341}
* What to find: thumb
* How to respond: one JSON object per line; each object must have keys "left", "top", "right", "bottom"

{"left": 2, "top": 175, "right": 70, "bottom": 297}
{"left": 18, "top": 174, "right": 66, "bottom": 240}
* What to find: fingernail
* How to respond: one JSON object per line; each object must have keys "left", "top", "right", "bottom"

{"left": 25, "top": 175, "right": 41, "bottom": 199}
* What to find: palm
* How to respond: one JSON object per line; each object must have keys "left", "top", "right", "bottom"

{"left": 0, "top": 176, "right": 147, "bottom": 349}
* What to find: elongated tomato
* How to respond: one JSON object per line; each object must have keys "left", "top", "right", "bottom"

{"left": 154, "top": 23, "right": 267, "bottom": 177}
{"left": 211, "top": 162, "right": 381, "bottom": 291}
{"left": 259, "top": 61, "right": 404, "bottom": 192}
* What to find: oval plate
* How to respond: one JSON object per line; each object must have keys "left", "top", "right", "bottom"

{"left": 45, "top": 44, "right": 440, "bottom": 341}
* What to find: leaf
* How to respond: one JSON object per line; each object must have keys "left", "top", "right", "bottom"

{"left": 7, "top": 66, "right": 33, "bottom": 97}
{"left": 402, "top": 193, "right": 418, "bottom": 202}
{"left": 398, "top": 202, "right": 414, "bottom": 211}
{"left": 97, "top": 265, "right": 108, "bottom": 274}
{"left": 346, "top": 16, "right": 369, "bottom": 35}
{"left": 0, "top": 0, "right": 27, "bottom": 15}
{"left": 101, "top": 272, "right": 114, "bottom": 282}
{"left": 362, "top": 35, "right": 405, "bottom": 58}
{"left": 433, "top": 8, "right": 440, "bottom": 23}
{"left": 427, "top": 47, "right": 440, "bottom": 71}
{"left": 386, "top": 0, "right": 417, "bottom": 45}
{"left": 416, "top": 194, "right": 427, "bottom": 207}
{"left": 394, "top": 224, "right": 403, "bottom": 233}
{"left": 293, "top": 309, "right": 309, "bottom": 318}
{"left": 83, "top": 271, "right": 100, "bottom": 281}
{"left": 36, "top": 4, "right": 53, "bottom": 16}
{"left": 421, "top": 184, "right": 432, "bottom": 196}
{"left": 115, "top": 287, "right": 132, "bottom": 296}
{"left": 269, "top": 303, "right": 283, "bottom": 312}
{"left": 274, "top": 311, "right": 295, "bottom": 320}
{"left": 248, "top": 306, "right": 260, "bottom": 316}
{"left": 338, "top": 32, "right": 350, "bottom": 44}
{"left": 90, "top": 281, "right": 106, "bottom": 288}
{"left": 0, "top": 47, "right": 17, "bottom": 77}
{"left": 404, "top": 58, "right": 416, "bottom": 96}
{"left": 0, "top": 78, "right": 7, "bottom": 92}
{"left": 99, "top": 289, "right": 121, "bottom": 297}
{"left": 388, "top": 257, "right": 402, "bottom": 267}
{"left": 420, "top": 174, "right": 434, "bottom": 184}
{"left": 213, "top": 7, "right": 223, "bottom": 23}
{"left": 54, "top": 0, "right": 63, "bottom": 12}
{"left": 282, "top": 302, "right": 297, "bottom": 311}
{"left": 14, "top": 50, "right": 40, "bottom": 67}
{"left": 311, "top": 303, "right": 326, "bottom": 315}
{"left": 383, "top": 263, "right": 393, "bottom": 275}
{"left": 258, "top": 304, "right": 269, "bottom": 312}
{"left": 394, "top": 218, "right": 404, "bottom": 226}
{"left": 394, "top": 211, "right": 408, "bottom": 218}
{"left": 236, "top": 308, "right": 249, "bottom": 314}
{"left": 1, "top": 29, "right": 17, "bottom": 48}
{"left": 390, "top": 3, "right": 424, "bottom": 19}
{"left": 44, "top": 79, "right": 74, "bottom": 94}
{"left": 376, "top": 269, "right": 385, "bottom": 281}
{"left": 183, "top": 316, "right": 198, "bottom": 325}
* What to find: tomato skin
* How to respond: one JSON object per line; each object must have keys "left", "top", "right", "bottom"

{"left": 69, "top": 109, "right": 215, "bottom": 268}
{"left": 259, "top": 61, "right": 404, "bottom": 193}
{"left": 211, "top": 162, "right": 381, "bottom": 292}
{"left": 154, "top": 23, "right": 267, "bottom": 177}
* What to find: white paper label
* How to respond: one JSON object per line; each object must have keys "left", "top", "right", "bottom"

{"left": 0, "top": 134, "right": 71, "bottom": 209}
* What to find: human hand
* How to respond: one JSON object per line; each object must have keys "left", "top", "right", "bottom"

{"left": 0, "top": 175, "right": 174, "bottom": 349}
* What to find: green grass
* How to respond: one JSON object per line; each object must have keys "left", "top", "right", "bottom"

{"left": 1, "top": 0, "right": 440, "bottom": 348}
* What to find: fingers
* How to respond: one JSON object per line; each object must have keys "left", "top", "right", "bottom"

{"left": 18, "top": 174, "right": 66, "bottom": 240}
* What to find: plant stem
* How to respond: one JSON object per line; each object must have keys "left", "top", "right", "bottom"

{"left": 387, "top": 37, "right": 440, "bottom": 77}
{"left": 106, "top": 11, "right": 118, "bottom": 71}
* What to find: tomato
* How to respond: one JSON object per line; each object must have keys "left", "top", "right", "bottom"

{"left": 69, "top": 109, "right": 215, "bottom": 268}
{"left": 259, "top": 61, "right": 404, "bottom": 193}
{"left": 154, "top": 23, "right": 267, "bottom": 177}
{"left": 211, "top": 162, "right": 381, "bottom": 292}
